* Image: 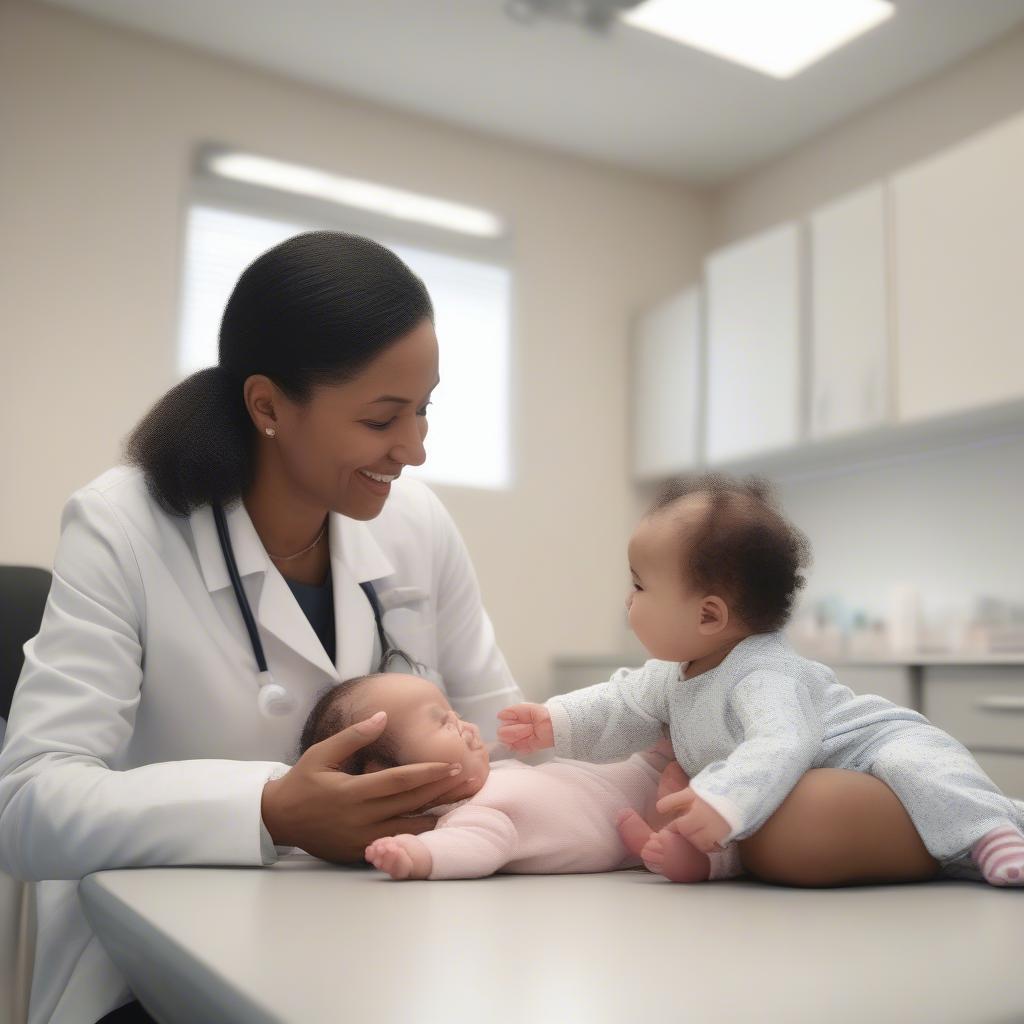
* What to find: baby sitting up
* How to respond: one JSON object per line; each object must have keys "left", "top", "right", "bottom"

{"left": 498, "top": 472, "right": 1024, "bottom": 887}
{"left": 298, "top": 672, "right": 742, "bottom": 881}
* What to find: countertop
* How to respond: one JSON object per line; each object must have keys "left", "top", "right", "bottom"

{"left": 79, "top": 855, "right": 1024, "bottom": 1024}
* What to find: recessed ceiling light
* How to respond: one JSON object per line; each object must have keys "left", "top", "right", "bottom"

{"left": 207, "top": 153, "right": 504, "bottom": 238}
{"left": 621, "top": 0, "right": 894, "bottom": 79}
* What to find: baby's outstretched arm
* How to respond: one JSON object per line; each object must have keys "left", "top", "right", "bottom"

{"left": 367, "top": 805, "right": 520, "bottom": 880}
{"left": 498, "top": 662, "right": 674, "bottom": 764}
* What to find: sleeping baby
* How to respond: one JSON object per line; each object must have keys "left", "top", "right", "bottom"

{"left": 497, "top": 472, "right": 1024, "bottom": 887}
{"left": 298, "top": 672, "right": 742, "bottom": 881}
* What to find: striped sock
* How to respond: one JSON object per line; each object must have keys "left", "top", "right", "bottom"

{"left": 971, "top": 825, "right": 1024, "bottom": 886}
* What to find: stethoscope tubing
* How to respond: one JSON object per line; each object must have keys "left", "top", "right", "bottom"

{"left": 213, "top": 504, "right": 422, "bottom": 703}
{"left": 213, "top": 503, "right": 269, "bottom": 673}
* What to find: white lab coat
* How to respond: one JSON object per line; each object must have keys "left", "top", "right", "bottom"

{"left": 0, "top": 465, "right": 523, "bottom": 1024}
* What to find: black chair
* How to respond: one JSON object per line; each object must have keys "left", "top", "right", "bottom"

{"left": 0, "top": 566, "right": 53, "bottom": 724}
{"left": 0, "top": 566, "right": 51, "bottom": 1024}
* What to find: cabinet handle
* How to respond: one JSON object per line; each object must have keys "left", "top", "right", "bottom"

{"left": 974, "top": 696, "right": 1024, "bottom": 713}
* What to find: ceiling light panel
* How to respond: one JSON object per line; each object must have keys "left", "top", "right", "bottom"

{"left": 622, "top": 0, "right": 894, "bottom": 79}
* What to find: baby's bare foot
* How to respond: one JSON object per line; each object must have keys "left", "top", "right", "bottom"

{"left": 650, "top": 761, "right": 692, "bottom": 830}
{"left": 616, "top": 808, "right": 657, "bottom": 861}
{"left": 641, "top": 827, "right": 710, "bottom": 883}
{"left": 365, "top": 834, "right": 433, "bottom": 880}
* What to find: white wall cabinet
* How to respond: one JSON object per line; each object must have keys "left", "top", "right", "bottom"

{"left": 631, "top": 286, "right": 700, "bottom": 480}
{"left": 809, "top": 183, "right": 890, "bottom": 440}
{"left": 704, "top": 223, "right": 801, "bottom": 464}
{"left": 891, "top": 112, "right": 1024, "bottom": 423}
{"left": 630, "top": 112, "right": 1024, "bottom": 482}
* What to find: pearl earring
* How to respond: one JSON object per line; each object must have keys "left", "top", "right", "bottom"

{"left": 265, "top": 427, "right": 276, "bottom": 438}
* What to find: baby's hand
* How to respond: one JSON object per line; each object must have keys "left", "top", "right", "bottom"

{"left": 656, "top": 788, "right": 731, "bottom": 853}
{"left": 364, "top": 834, "right": 433, "bottom": 880}
{"left": 496, "top": 703, "right": 554, "bottom": 753}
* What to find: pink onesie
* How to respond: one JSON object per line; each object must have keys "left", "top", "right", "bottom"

{"left": 420, "top": 750, "right": 669, "bottom": 879}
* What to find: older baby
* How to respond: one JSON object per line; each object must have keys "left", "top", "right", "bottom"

{"left": 498, "top": 473, "right": 1024, "bottom": 886}
{"left": 299, "top": 672, "right": 741, "bottom": 880}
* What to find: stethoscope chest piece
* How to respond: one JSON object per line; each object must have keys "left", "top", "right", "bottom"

{"left": 256, "top": 670, "right": 296, "bottom": 717}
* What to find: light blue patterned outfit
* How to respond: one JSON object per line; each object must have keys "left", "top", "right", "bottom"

{"left": 545, "top": 632, "right": 1024, "bottom": 875}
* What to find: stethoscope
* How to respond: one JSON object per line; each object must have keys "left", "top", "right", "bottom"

{"left": 213, "top": 504, "right": 424, "bottom": 718}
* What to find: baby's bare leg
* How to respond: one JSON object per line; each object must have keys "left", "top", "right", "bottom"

{"left": 641, "top": 825, "right": 711, "bottom": 883}
{"left": 618, "top": 760, "right": 710, "bottom": 882}
{"left": 617, "top": 758, "right": 691, "bottom": 855}
{"left": 738, "top": 769, "right": 940, "bottom": 887}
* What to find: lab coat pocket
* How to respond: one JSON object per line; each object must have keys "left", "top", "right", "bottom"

{"left": 380, "top": 594, "right": 443, "bottom": 688}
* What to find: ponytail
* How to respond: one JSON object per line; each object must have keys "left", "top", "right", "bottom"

{"left": 124, "top": 366, "right": 252, "bottom": 516}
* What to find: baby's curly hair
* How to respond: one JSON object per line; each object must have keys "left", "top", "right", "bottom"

{"left": 648, "top": 473, "right": 811, "bottom": 634}
{"left": 297, "top": 675, "right": 401, "bottom": 774}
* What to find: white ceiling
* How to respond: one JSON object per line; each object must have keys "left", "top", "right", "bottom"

{"left": 39, "top": 0, "right": 1024, "bottom": 184}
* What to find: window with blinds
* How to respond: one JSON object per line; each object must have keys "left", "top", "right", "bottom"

{"left": 177, "top": 203, "right": 512, "bottom": 489}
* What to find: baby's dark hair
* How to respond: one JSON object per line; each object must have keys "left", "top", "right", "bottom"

{"left": 297, "top": 675, "right": 401, "bottom": 774}
{"left": 648, "top": 473, "right": 811, "bottom": 634}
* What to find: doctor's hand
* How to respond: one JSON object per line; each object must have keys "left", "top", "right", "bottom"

{"left": 496, "top": 703, "right": 555, "bottom": 753}
{"left": 260, "top": 711, "right": 469, "bottom": 864}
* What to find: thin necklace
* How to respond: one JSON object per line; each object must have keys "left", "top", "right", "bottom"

{"left": 267, "top": 520, "right": 328, "bottom": 562}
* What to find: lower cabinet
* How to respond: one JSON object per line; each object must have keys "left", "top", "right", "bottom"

{"left": 834, "top": 664, "right": 913, "bottom": 708}
{"left": 972, "top": 751, "right": 1024, "bottom": 800}
{"left": 923, "top": 667, "right": 1024, "bottom": 800}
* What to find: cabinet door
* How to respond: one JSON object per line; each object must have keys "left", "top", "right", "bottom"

{"left": 705, "top": 223, "right": 801, "bottom": 464}
{"left": 891, "top": 113, "right": 1024, "bottom": 422}
{"left": 922, "top": 667, "right": 1024, "bottom": 752}
{"left": 972, "top": 752, "right": 1024, "bottom": 800}
{"left": 809, "top": 183, "right": 890, "bottom": 440}
{"left": 631, "top": 286, "right": 700, "bottom": 480}
{"left": 836, "top": 665, "right": 913, "bottom": 709}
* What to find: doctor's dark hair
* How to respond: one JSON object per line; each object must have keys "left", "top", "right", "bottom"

{"left": 648, "top": 473, "right": 811, "bottom": 634}
{"left": 297, "top": 675, "right": 401, "bottom": 773}
{"left": 125, "top": 231, "right": 433, "bottom": 515}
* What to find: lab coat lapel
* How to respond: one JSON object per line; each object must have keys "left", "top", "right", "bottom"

{"left": 256, "top": 566, "right": 339, "bottom": 680}
{"left": 191, "top": 499, "right": 338, "bottom": 682}
{"left": 191, "top": 500, "right": 267, "bottom": 593}
{"left": 331, "top": 512, "right": 396, "bottom": 682}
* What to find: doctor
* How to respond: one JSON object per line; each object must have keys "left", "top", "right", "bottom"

{"left": 0, "top": 231, "right": 526, "bottom": 1024}
{"left": 0, "top": 230, "right": 939, "bottom": 1024}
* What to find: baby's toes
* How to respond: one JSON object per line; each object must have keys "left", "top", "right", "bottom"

{"left": 642, "top": 837, "right": 665, "bottom": 863}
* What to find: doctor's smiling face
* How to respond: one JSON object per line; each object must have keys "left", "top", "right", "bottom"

{"left": 300, "top": 673, "right": 490, "bottom": 804}
{"left": 246, "top": 318, "right": 439, "bottom": 521}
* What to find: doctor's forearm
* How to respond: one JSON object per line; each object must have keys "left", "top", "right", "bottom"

{"left": 0, "top": 757, "right": 283, "bottom": 880}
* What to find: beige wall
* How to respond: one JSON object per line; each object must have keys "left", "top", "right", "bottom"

{"left": 0, "top": 0, "right": 708, "bottom": 697}
{"left": 710, "top": 22, "right": 1024, "bottom": 246}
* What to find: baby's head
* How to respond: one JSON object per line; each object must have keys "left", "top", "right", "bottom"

{"left": 298, "top": 672, "right": 490, "bottom": 801}
{"left": 626, "top": 473, "right": 811, "bottom": 664}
